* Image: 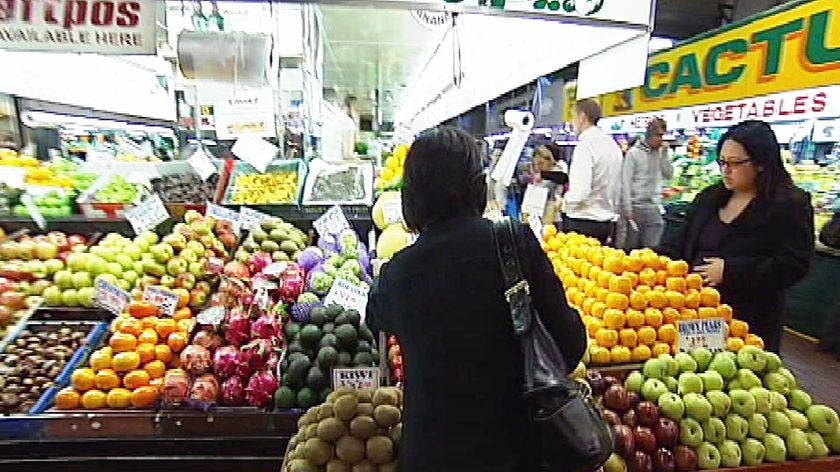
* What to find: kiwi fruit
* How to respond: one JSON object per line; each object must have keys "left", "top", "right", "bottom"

{"left": 389, "top": 423, "right": 402, "bottom": 444}
{"left": 325, "top": 460, "right": 350, "bottom": 472}
{"left": 349, "top": 415, "right": 378, "bottom": 440}
{"left": 317, "top": 402, "right": 334, "bottom": 420}
{"left": 356, "top": 403, "right": 374, "bottom": 417}
{"left": 303, "top": 437, "right": 333, "bottom": 465}
{"left": 373, "top": 405, "right": 401, "bottom": 428}
{"left": 334, "top": 394, "right": 359, "bottom": 421}
{"left": 288, "top": 458, "right": 318, "bottom": 472}
{"left": 366, "top": 436, "right": 394, "bottom": 464}
{"left": 356, "top": 389, "right": 372, "bottom": 403}
{"left": 317, "top": 417, "right": 348, "bottom": 443}
{"left": 372, "top": 388, "right": 399, "bottom": 408}
{"left": 305, "top": 423, "right": 319, "bottom": 440}
{"left": 378, "top": 462, "right": 398, "bottom": 472}
{"left": 335, "top": 436, "right": 365, "bottom": 463}
{"left": 351, "top": 460, "right": 375, "bottom": 472}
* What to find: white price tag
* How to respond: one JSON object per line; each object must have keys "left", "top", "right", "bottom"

{"left": 93, "top": 278, "right": 130, "bottom": 315}
{"left": 382, "top": 199, "right": 403, "bottom": 225}
{"left": 323, "top": 278, "right": 370, "bottom": 317}
{"left": 231, "top": 135, "right": 279, "bottom": 173}
{"left": 527, "top": 213, "right": 543, "bottom": 240}
{"left": 206, "top": 202, "right": 241, "bottom": 234}
{"left": 196, "top": 306, "right": 226, "bottom": 326}
{"left": 0, "top": 167, "right": 25, "bottom": 189}
{"left": 20, "top": 194, "right": 46, "bottom": 230}
{"left": 678, "top": 318, "right": 727, "bottom": 353}
{"left": 332, "top": 367, "right": 380, "bottom": 391}
{"left": 187, "top": 148, "right": 217, "bottom": 181}
{"left": 143, "top": 285, "right": 181, "bottom": 317}
{"left": 521, "top": 184, "right": 549, "bottom": 218}
{"left": 239, "top": 207, "right": 271, "bottom": 232}
{"left": 313, "top": 205, "right": 351, "bottom": 237}
{"left": 126, "top": 194, "right": 170, "bottom": 235}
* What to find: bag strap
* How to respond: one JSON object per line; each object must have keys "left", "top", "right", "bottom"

{"left": 493, "top": 219, "right": 532, "bottom": 335}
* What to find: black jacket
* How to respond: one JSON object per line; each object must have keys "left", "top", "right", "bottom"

{"left": 659, "top": 183, "right": 814, "bottom": 351}
{"left": 366, "top": 217, "right": 586, "bottom": 472}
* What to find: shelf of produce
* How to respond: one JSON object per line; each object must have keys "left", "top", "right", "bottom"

{"left": 31, "top": 307, "right": 114, "bottom": 322}
{"left": 719, "top": 457, "right": 840, "bottom": 471}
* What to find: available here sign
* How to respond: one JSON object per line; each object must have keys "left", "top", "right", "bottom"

{"left": 0, "top": 0, "right": 156, "bottom": 54}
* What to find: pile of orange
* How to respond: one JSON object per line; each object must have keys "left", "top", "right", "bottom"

{"left": 540, "top": 227, "right": 764, "bottom": 365}
{"left": 56, "top": 303, "right": 194, "bottom": 410}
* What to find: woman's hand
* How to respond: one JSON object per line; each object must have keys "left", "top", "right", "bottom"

{"left": 694, "top": 257, "right": 725, "bottom": 286}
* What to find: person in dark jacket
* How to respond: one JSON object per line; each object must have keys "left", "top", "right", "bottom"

{"left": 366, "top": 127, "right": 587, "bottom": 472}
{"left": 659, "top": 120, "right": 814, "bottom": 353}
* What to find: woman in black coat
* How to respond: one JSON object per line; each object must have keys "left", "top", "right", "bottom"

{"left": 659, "top": 120, "right": 814, "bottom": 352}
{"left": 366, "top": 127, "right": 587, "bottom": 472}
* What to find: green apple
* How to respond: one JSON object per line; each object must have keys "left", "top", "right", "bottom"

{"left": 684, "top": 393, "right": 712, "bottom": 422}
{"left": 122, "top": 270, "right": 139, "bottom": 286}
{"left": 106, "top": 262, "right": 122, "bottom": 277}
{"left": 769, "top": 391, "right": 788, "bottom": 411}
{"left": 42, "top": 286, "right": 63, "bottom": 307}
{"left": 719, "top": 439, "right": 742, "bottom": 468}
{"left": 806, "top": 405, "right": 840, "bottom": 435}
{"left": 133, "top": 236, "right": 150, "bottom": 252}
{"left": 700, "top": 371, "right": 724, "bottom": 392}
{"left": 730, "top": 389, "right": 757, "bottom": 417}
{"left": 44, "top": 258, "right": 64, "bottom": 275}
{"left": 624, "top": 371, "right": 644, "bottom": 394}
{"left": 159, "top": 275, "right": 175, "bottom": 288}
{"left": 658, "top": 393, "right": 685, "bottom": 421}
{"left": 77, "top": 286, "right": 96, "bottom": 308}
{"left": 189, "top": 261, "right": 206, "bottom": 278}
{"left": 748, "top": 413, "right": 768, "bottom": 439}
{"left": 115, "top": 254, "right": 134, "bottom": 271}
{"left": 30, "top": 280, "right": 51, "bottom": 296}
{"left": 696, "top": 441, "right": 721, "bottom": 470}
{"left": 94, "top": 273, "right": 119, "bottom": 287}
{"left": 807, "top": 431, "right": 830, "bottom": 458}
{"left": 785, "top": 409, "right": 809, "bottom": 430}
{"left": 133, "top": 261, "right": 144, "bottom": 274}
{"left": 678, "top": 372, "right": 704, "bottom": 395}
{"left": 675, "top": 352, "right": 698, "bottom": 373}
{"left": 143, "top": 260, "right": 166, "bottom": 277}
{"left": 99, "top": 247, "right": 118, "bottom": 263}
{"left": 179, "top": 248, "right": 199, "bottom": 264}
{"left": 741, "top": 437, "right": 766, "bottom": 466}
{"left": 61, "top": 289, "right": 79, "bottom": 307}
{"left": 186, "top": 240, "right": 205, "bottom": 256}
{"left": 53, "top": 270, "right": 74, "bottom": 290}
{"left": 750, "top": 387, "right": 773, "bottom": 415}
{"left": 642, "top": 358, "right": 668, "bottom": 380}
{"left": 786, "top": 428, "right": 813, "bottom": 461}
{"left": 680, "top": 417, "right": 704, "bottom": 447}
{"left": 706, "top": 391, "right": 732, "bottom": 418}
{"left": 86, "top": 255, "right": 109, "bottom": 276}
{"left": 728, "top": 379, "right": 743, "bottom": 391}
{"left": 139, "top": 230, "right": 159, "bottom": 246}
{"left": 738, "top": 369, "right": 763, "bottom": 390}
{"left": 826, "top": 428, "right": 840, "bottom": 453}
{"left": 764, "top": 372, "right": 792, "bottom": 395}
{"left": 737, "top": 345, "right": 767, "bottom": 373}
{"left": 602, "top": 454, "right": 626, "bottom": 472}
{"left": 726, "top": 414, "right": 750, "bottom": 442}
{"left": 764, "top": 352, "right": 783, "bottom": 373}
{"left": 709, "top": 353, "right": 737, "bottom": 380}
{"left": 122, "top": 243, "right": 143, "bottom": 261}
{"left": 71, "top": 271, "right": 92, "bottom": 289}
{"left": 664, "top": 376, "right": 678, "bottom": 393}
{"left": 166, "top": 257, "right": 188, "bottom": 276}
{"left": 702, "top": 417, "right": 727, "bottom": 445}
{"left": 767, "top": 410, "right": 792, "bottom": 437}
{"left": 789, "top": 389, "right": 813, "bottom": 412}
{"left": 642, "top": 378, "right": 669, "bottom": 402}
{"left": 150, "top": 243, "right": 174, "bottom": 264}
{"left": 67, "top": 253, "right": 90, "bottom": 272}
{"left": 777, "top": 368, "right": 798, "bottom": 390}
{"left": 690, "top": 347, "right": 714, "bottom": 372}
{"left": 89, "top": 245, "right": 107, "bottom": 259}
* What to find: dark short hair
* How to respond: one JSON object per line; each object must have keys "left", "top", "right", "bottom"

{"left": 646, "top": 117, "right": 667, "bottom": 138}
{"left": 717, "top": 120, "right": 795, "bottom": 200}
{"left": 575, "top": 99, "right": 602, "bottom": 125}
{"left": 402, "top": 127, "right": 487, "bottom": 232}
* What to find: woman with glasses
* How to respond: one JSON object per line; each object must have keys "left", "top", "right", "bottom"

{"left": 659, "top": 120, "right": 815, "bottom": 352}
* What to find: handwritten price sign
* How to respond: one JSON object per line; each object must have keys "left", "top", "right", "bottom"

{"left": 206, "top": 202, "right": 241, "bottom": 234}
{"left": 239, "top": 207, "right": 271, "bottom": 232}
{"left": 94, "top": 279, "right": 130, "bottom": 315}
{"left": 678, "top": 318, "right": 726, "bottom": 353}
{"left": 313, "top": 205, "right": 350, "bottom": 237}
{"left": 332, "top": 367, "right": 380, "bottom": 391}
{"left": 126, "top": 194, "right": 170, "bottom": 235}
{"left": 323, "top": 278, "right": 370, "bottom": 319}
{"left": 143, "top": 286, "right": 180, "bottom": 317}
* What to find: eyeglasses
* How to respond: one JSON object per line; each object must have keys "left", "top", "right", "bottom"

{"left": 716, "top": 158, "right": 752, "bottom": 168}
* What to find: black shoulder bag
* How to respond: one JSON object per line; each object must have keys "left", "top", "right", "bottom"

{"left": 493, "top": 219, "right": 612, "bottom": 472}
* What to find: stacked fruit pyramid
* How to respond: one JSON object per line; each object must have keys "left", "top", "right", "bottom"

{"left": 540, "top": 229, "right": 763, "bottom": 365}
{"left": 597, "top": 346, "right": 840, "bottom": 471}
{"left": 282, "top": 386, "right": 403, "bottom": 472}
{"left": 56, "top": 300, "right": 195, "bottom": 409}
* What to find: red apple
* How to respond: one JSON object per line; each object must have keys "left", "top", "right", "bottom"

{"left": 587, "top": 369, "right": 607, "bottom": 396}
{"left": 612, "top": 424, "right": 635, "bottom": 459}
{"left": 629, "top": 451, "right": 653, "bottom": 472}
{"left": 58, "top": 251, "right": 72, "bottom": 265}
{"left": 603, "top": 375, "right": 622, "bottom": 389}
{"left": 623, "top": 409, "right": 638, "bottom": 428}
{"left": 628, "top": 391, "right": 641, "bottom": 410}
{"left": 653, "top": 448, "right": 676, "bottom": 472}
{"left": 0, "top": 278, "right": 16, "bottom": 294}
{"left": 67, "top": 234, "right": 86, "bottom": 249}
{"left": 0, "top": 291, "right": 26, "bottom": 310}
{"left": 633, "top": 426, "right": 657, "bottom": 454}
{"left": 603, "top": 409, "right": 623, "bottom": 427}
{"left": 604, "top": 385, "right": 631, "bottom": 412}
{"left": 653, "top": 417, "right": 679, "bottom": 449}
{"left": 0, "top": 305, "right": 12, "bottom": 326}
{"left": 674, "top": 445, "right": 698, "bottom": 472}
{"left": 218, "top": 231, "right": 238, "bottom": 250}
{"left": 636, "top": 401, "right": 660, "bottom": 427}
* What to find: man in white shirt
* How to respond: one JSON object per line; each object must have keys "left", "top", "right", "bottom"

{"left": 563, "top": 99, "right": 623, "bottom": 244}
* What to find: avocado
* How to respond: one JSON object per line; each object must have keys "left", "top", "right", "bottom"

{"left": 359, "top": 324, "right": 374, "bottom": 343}
{"left": 338, "top": 351, "right": 352, "bottom": 366}
{"left": 353, "top": 352, "right": 374, "bottom": 367}
{"left": 261, "top": 240, "right": 280, "bottom": 253}
{"left": 309, "top": 306, "right": 328, "bottom": 324}
{"left": 288, "top": 357, "right": 312, "bottom": 386}
{"left": 325, "top": 304, "right": 344, "bottom": 321}
{"left": 334, "top": 312, "right": 349, "bottom": 326}
{"left": 344, "top": 309, "right": 361, "bottom": 327}
{"left": 317, "top": 346, "right": 340, "bottom": 369}
{"left": 288, "top": 352, "right": 311, "bottom": 364}
{"left": 318, "top": 333, "right": 339, "bottom": 350}
{"left": 297, "top": 387, "right": 320, "bottom": 409}
{"left": 280, "top": 240, "right": 299, "bottom": 254}
{"left": 356, "top": 340, "right": 371, "bottom": 354}
{"left": 280, "top": 358, "right": 291, "bottom": 373}
{"left": 275, "top": 386, "right": 297, "bottom": 409}
{"left": 306, "top": 365, "right": 329, "bottom": 391}
{"left": 270, "top": 228, "right": 290, "bottom": 242}
{"left": 285, "top": 321, "right": 302, "bottom": 339}
{"left": 310, "top": 308, "right": 328, "bottom": 327}
{"left": 322, "top": 322, "right": 336, "bottom": 334}
{"left": 288, "top": 340, "right": 306, "bottom": 355}
{"left": 335, "top": 324, "right": 358, "bottom": 351}
{"left": 300, "top": 324, "right": 323, "bottom": 348}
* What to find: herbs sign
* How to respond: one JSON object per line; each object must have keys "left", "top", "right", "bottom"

{"left": 332, "top": 367, "right": 380, "bottom": 390}
{"left": 678, "top": 318, "right": 726, "bottom": 353}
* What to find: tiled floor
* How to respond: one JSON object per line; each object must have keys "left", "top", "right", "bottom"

{"left": 781, "top": 329, "right": 840, "bottom": 412}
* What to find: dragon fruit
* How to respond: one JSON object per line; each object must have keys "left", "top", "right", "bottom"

{"left": 180, "top": 345, "right": 213, "bottom": 375}
{"left": 246, "top": 370, "right": 279, "bottom": 408}
{"left": 220, "top": 376, "right": 246, "bottom": 406}
{"left": 163, "top": 369, "right": 190, "bottom": 407}
{"left": 251, "top": 252, "right": 273, "bottom": 273}
{"left": 237, "top": 338, "right": 273, "bottom": 377}
{"left": 190, "top": 374, "right": 220, "bottom": 403}
{"left": 225, "top": 308, "right": 251, "bottom": 347}
{"left": 296, "top": 247, "right": 324, "bottom": 272}
{"left": 193, "top": 330, "right": 225, "bottom": 350}
{"left": 251, "top": 311, "right": 281, "bottom": 339}
{"left": 278, "top": 263, "right": 305, "bottom": 304}
{"left": 213, "top": 345, "right": 240, "bottom": 379}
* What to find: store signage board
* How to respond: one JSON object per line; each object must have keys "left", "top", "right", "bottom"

{"left": 93, "top": 278, "right": 130, "bottom": 315}
{"left": 323, "top": 278, "right": 370, "bottom": 319}
{"left": 126, "top": 194, "right": 169, "bottom": 235}
{"left": 143, "top": 285, "right": 180, "bottom": 317}
{"left": 231, "top": 135, "right": 279, "bottom": 174}
{"left": 677, "top": 318, "right": 726, "bottom": 353}
{"left": 601, "top": 0, "right": 840, "bottom": 117}
{"left": 332, "top": 367, "right": 380, "bottom": 391}
{"left": 0, "top": 0, "right": 156, "bottom": 54}
{"left": 215, "top": 89, "right": 276, "bottom": 141}
{"left": 313, "top": 205, "right": 351, "bottom": 237}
